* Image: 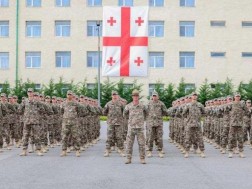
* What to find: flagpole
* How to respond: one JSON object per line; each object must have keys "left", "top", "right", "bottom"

{"left": 96, "top": 21, "right": 101, "bottom": 106}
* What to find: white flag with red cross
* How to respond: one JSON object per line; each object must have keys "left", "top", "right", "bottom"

{"left": 102, "top": 6, "right": 149, "bottom": 77}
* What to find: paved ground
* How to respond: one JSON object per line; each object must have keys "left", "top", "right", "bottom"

{"left": 1, "top": 122, "right": 252, "bottom": 189}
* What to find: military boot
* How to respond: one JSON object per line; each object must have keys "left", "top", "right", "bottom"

{"left": 37, "top": 150, "right": 44, "bottom": 156}
{"left": 66, "top": 147, "right": 71, "bottom": 153}
{"left": 161, "top": 149, "right": 165, "bottom": 154}
{"left": 80, "top": 146, "right": 85, "bottom": 151}
{"left": 60, "top": 151, "right": 67, "bottom": 157}
{"left": 239, "top": 152, "right": 245, "bottom": 158}
{"left": 111, "top": 146, "right": 116, "bottom": 151}
{"left": 158, "top": 151, "right": 164, "bottom": 158}
{"left": 0, "top": 148, "right": 3, "bottom": 153}
{"left": 41, "top": 145, "right": 47, "bottom": 153}
{"left": 184, "top": 151, "right": 189, "bottom": 158}
{"left": 104, "top": 150, "right": 110, "bottom": 157}
{"left": 147, "top": 151, "right": 152, "bottom": 158}
{"left": 20, "top": 150, "right": 27, "bottom": 156}
{"left": 140, "top": 158, "right": 146, "bottom": 164}
{"left": 125, "top": 158, "right": 131, "bottom": 164}
{"left": 228, "top": 152, "right": 233, "bottom": 158}
{"left": 76, "top": 151, "right": 81, "bottom": 157}
{"left": 29, "top": 144, "right": 35, "bottom": 153}
{"left": 200, "top": 151, "right": 206, "bottom": 158}
{"left": 6, "top": 145, "right": 12, "bottom": 150}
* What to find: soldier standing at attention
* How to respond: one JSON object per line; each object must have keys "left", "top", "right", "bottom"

{"left": 103, "top": 91, "right": 125, "bottom": 157}
{"left": 146, "top": 91, "right": 167, "bottom": 158}
{"left": 123, "top": 89, "right": 148, "bottom": 164}
{"left": 243, "top": 100, "right": 251, "bottom": 146}
{"left": 228, "top": 93, "right": 248, "bottom": 158}
{"left": 60, "top": 90, "right": 82, "bottom": 157}
{"left": 183, "top": 92, "right": 206, "bottom": 158}
{"left": 0, "top": 95, "right": 8, "bottom": 153}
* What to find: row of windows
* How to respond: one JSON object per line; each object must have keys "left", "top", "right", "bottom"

{"left": 1, "top": 51, "right": 252, "bottom": 70}
{"left": 0, "top": 0, "right": 195, "bottom": 7}
{"left": 1, "top": 20, "right": 252, "bottom": 38}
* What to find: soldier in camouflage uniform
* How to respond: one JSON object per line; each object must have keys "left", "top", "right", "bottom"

{"left": 228, "top": 92, "right": 248, "bottom": 158}
{"left": 0, "top": 95, "right": 8, "bottom": 153}
{"left": 60, "top": 90, "right": 83, "bottom": 157}
{"left": 103, "top": 91, "right": 125, "bottom": 157}
{"left": 19, "top": 88, "right": 47, "bottom": 156}
{"left": 183, "top": 92, "right": 206, "bottom": 158}
{"left": 123, "top": 89, "right": 148, "bottom": 164}
{"left": 146, "top": 91, "right": 167, "bottom": 158}
{"left": 243, "top": 100, "right": 251, "bottom": 145}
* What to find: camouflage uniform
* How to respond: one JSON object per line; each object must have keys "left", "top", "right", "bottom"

{"left": 221, "top": 102, "right": 232, "bottom": 150}
{"left": 228, "top": 101, "right": 248, "bottom": 152}
{"left": 0, "top": 101, "right": 8, "bottom": 149}
{"left": 183, "top": 100, "right": 205, "bottom": 153}
{"left": 103, "top": 100, "right": 124, "bottom": 150}
{"left": 146, "top": 99, "right": 167, "bottom": 152}
{"left": 61, "top": 100, "right": 83, "bottom": 151}
{"left": 123, "top": 101, "right": 148, "bottom": 159}
{"left": 243, "top": 105, "right": 251, "bottom": 143}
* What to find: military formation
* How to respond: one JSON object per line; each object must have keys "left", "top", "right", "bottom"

{"left": 1, "top": 87, "right": 252, "bottom": 163}
{"left": 0, "top": 88, "right": 101, "bottom": 157}
{"left": 168, "top": 92, "right": 252, "bottom": 159}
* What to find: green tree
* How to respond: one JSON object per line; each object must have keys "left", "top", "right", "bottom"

{"left": 101, "top": 78, "right": 116, "bottom": 107}
{"left": 237, "top": 81, "right": 247, "bottom": 100}
{"left": 210, "top": 82, "right": 223, "bottom": 99}
{"left": 76, "top": 79, "right": 88, "bottom": 96}
{"left": 243, "top": 80, "right": 252, "bottom": 101}
{"left": 54, "top": 77, "right": 67, "bottom": 98}
{"left": 198, "top": 79, "right": 211, "bottom": 105}
{"left": 0, "top": 81, "right": 10, "bottom": 96}
{"left": 164, "top": 83, "right": 176, "bottom": 108}
{"left": 153, "top": 81, "right": 165, "bottom": 102}
{"left": 175, "top": 78, "right": 187, "bottom": 98}
{"left": 43, "top": 79, "right": 55, "bottom": 97}
{"left": 222, "top": 78, "right": 234, "bottom": 96}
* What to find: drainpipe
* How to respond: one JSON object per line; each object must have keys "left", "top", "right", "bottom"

{"left": 15, "top": 0, "right": 19, "bottom": 87}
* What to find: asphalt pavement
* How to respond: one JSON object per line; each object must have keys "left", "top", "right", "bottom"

{"left": 0, "top": 122, "right": 252, "bottom": 189}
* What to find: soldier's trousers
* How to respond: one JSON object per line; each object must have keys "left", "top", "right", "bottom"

{"left": 61, "top": 123, "right": 80, "bottom": 151}
{"left": 15, "top": 122, "right": 23, "bottom": 142}
{"left": 106, "top": 124, "right": 123, "bottom": 150}
{"left": 22, "top": 124, "right": 43, "bottom": 150}
{"left": 169, "top": 119, "right": 174, "bottom": 141}
{"left": 54, "top": 123, "right": 61, "bottom": 142}
{"left": 148, "top": 126, "right": 163, "bottom": 151}
{"left": 48, "top": 124, "right": 54, "bottom": 145}
{"left": 0, "top": 124, "right": 3, "bottom": 148}
{"left": 228, "top": 126, "right": 244, "bottom": 152}
{"left": 214, "top": 121, "right": 221, "bottom": 145}
{"left": 221, "top": 127, "right": 230, "bottom": 149}
{"left": 185, "top": 127, "right": 204, "bottom": 152}
{"left": 243, "top": 126, "right": 251, "bottom": 142}
{"left": 3, "top": 123, "right": 10, "bottom": 145}
{"left": 126, "top": 127, "right": 145, "bottom": 159}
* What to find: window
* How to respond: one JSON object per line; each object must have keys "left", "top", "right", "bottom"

{"left": 211, "top": 52, "right": 226, "bottom": 57}
{"left": 242, "top": 21, "right": 252, "bottom": 27}
{"left": 87, "top": 51, "right": 101, "bottom": 67}
{"left": 87, "top": 21, "right": 102, "bottom": 36}
{"left": 87, "top": 0, "right": 102, "bottom": 6}
{"left": 26, "top": 21, "right": 41, "bottom": 37}
{"left": 55, "top": 0, "right": 70, "bottom": 7}
{"left": 180, "top": 0, "right": 195, "bottom": 7}
{"left": 25, "top": 52, "right": 41, "bottom": 68}
{"left": 180, "top": 52, "right": 195, "bottom": 68}
{"left": 242, "top": 52, "right": 252, "bottom": 57}
{"left": 26, "top": 0, "right": 41, "bottom": 7}
{"left": 56, "top": 51, "right": 71, "bottom": 68}
{"left": 149, "top": 52, "right": 164, "bottom": 68}
{"left": 149, "top": 21, "right": 164, "bottom": 37}
{"left": 35, "top": 84, "right": 41, "bottom": 90}
{"left": 149, "top": 84, "right": 164, "bottom": 97}
{"left": 0, "top": 21, "right": 9, "bottom": 37}
{"left": 55, "top": 21, "right": 70, "bottom": 36}
{"left": 149, "top": 0, "right": 164, "bottom": 6}
{"left": 0, "top": 83, "right": 9, "bottom": 92}
{"left": 0, "top": 0, "right": 9, "bottom": 7}
{"left": 180, "top": 21, "right": 195, "bottom": 37}
{"left": 0, "top": 52, "right": 9, "bottom": 69}
{"left": 185, "top": 83, "right": 195, "bottom": 93}
{"left": 211, "top": 21, "right": 226, "bottom": 27}
{"left": 119, "top": 0, "right": 133, "bottom": 6}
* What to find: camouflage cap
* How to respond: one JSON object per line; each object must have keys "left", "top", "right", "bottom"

{"left": 22, "top": 97, "right": 26, "bottom": 100}
{"left": 191, "top": 92, "right": 198, "bottom": 96}
{"left": 27, "top": 88, "right": 33, "bottom": 92}
{"left": 234, "top": 92, "right": 241, "bottom": 97}
{"left": 45, "top": 95, "right": 51, "bottom": 99}
{"left": 112, "top": 90, "right": 118, "bottom": 95}
{"left": 80, "top": 95, "right": 84, "bottom": 98}
{"left": 1, "top": 93, "right": 6, "bottom": 97}
{"left": 67, "top": 90, "right": 73, "bottom": 95}
{"left": 13, "top": 95, "right": 17, "bottom": 99}
{"left": 34, "top": 92, "right": 39, "bottom": 96}
{"left": 132, "top": 89, "right": 139, "bottom": 96}
{"left": 52, "top": 96, "right": 56, "bottom": 99}
{"left": 152, "top": 90, "right": 158, "bottom": 96}
{"left": 246, "top": 99, "right": 251, "bottom": 103}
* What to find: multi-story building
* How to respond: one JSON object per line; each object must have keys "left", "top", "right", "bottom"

{"left": 0, "top": 0, "right": 252, "bottom": 97}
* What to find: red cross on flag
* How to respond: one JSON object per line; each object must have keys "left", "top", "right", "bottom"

{"left": 102, "top": 6, "right": 149, "bottom": 77}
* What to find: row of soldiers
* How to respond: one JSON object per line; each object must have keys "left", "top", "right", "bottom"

{"left": 168, "top": 92, "right": 250, "bottom": 158}
{"left": 0, "top": 88, "right": 102, "bottom": 157}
